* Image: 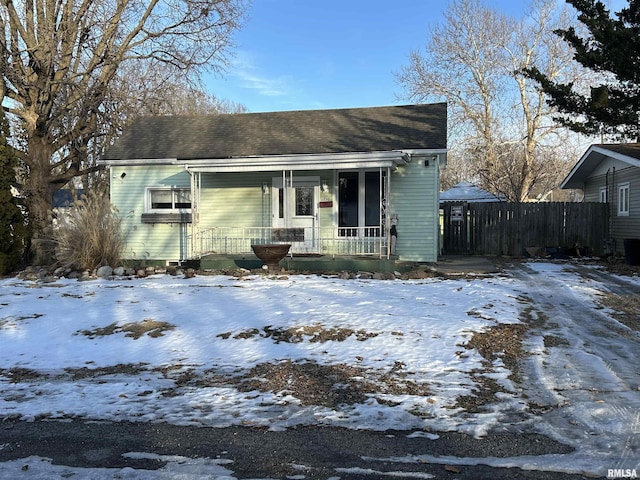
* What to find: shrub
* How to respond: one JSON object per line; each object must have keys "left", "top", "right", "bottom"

{"left": 0, "top": 110, "right": 28, "bottom": 275}
{"left": 53, "top": 192, "right": 123, "bottom": 271}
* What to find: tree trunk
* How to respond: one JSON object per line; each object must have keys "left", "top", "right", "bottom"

{"left": 24, "top": 137, "right": 58, "bottom": 265}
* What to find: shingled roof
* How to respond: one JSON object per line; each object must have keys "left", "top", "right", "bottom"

{"left": 102, "top": 103, "right": 447, "bottom": 161}
{"left": 596, "top": 143, "right": 640, "bottom": 160}
{"left": 561, "top": 143, "right": 640, "bottom": 189}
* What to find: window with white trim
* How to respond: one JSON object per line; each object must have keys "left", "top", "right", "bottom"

{"left": 618, "top": 182, "right": 629, "bottom": 216}
{"left": 599, "top": 186, "right": 608, "bottom": 203}
{"left": 338, "top": 170, "right": 386, "bottom": 237}
{"left": 147, "top": 188, "right": 191, "bottom": 212}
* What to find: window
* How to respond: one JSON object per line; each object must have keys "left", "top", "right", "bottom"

{"left": 618, "top": 183, "right": 629, "bottom": 216}
{"left": 338, "top": 170, "right": 386, "bottom": 236}
{"left": 599, "top": 187, "right": 608, "bottom": 203}
{"left": 148, "top": 188, "right": 191, "bottom": 212}
{"left": 295, "top": 186, "right": 313, "bottom": 216}
{"left": 338, "top": 172, "right": 359, "bottom": 236}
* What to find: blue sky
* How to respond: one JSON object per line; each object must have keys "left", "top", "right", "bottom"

{"left": 205, "top": 0, "right": 623, "bottom": 113}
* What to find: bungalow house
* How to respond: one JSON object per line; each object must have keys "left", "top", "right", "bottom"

{"left": 99, "top": 103, "right": 447, "bottom": 268}
{"left": 561, "top": 143, "right": 640, "bottom": 255}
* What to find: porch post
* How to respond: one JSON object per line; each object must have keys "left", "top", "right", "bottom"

{"left": 282, "top": 170, "right": 287, "bottom": 229}
{"left": 189, "top": 170, "right": 201, "bottom": 259}
{"left": 386, "top": 166, "right": 391, "bottom": 259}
{"left": 289, "top": 170, "right": 294, "bottom": 230}
{"left": 379, "top": 167, "right": 383, "bottom": 259}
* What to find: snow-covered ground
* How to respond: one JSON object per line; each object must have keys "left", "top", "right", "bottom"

{"left": 0, "top": 261, "right": 638, "bottom": 479}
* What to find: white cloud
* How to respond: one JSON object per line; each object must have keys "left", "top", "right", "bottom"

{"left": 231, "top": 51, "right": 292, "bottom": 97}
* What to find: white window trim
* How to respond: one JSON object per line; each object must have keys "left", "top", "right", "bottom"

{"left": 599, "top": 186, "right": 608, "bottom": 203}
{"left": 617, "top": 182, "right": 630, "bottom": 216}
{"left": 146, "top": 187, "right": 192, "bottom": 213}
{"left": 271, "top": 176, "right": 319, "bottom": 223}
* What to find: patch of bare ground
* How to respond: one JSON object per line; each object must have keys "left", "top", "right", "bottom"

{"left": 217, "top": 325, "right": 379, "bottom": 343}
{"left": 236, "top": 361, "right": 377, "bottom": 407}
{"left": 603, "top": 255, "right": 640, "bottom": 277}
{"left": 76, "top": 319, "right": 175, "bottom": 339}
{"left": 597, "top": 292, "right": 640, "bottom": 332}
{"left": 455, "top": 323, "right": 528, "bottom": 413}
{"left": 249, "top": 360, "right": 432, "bottom": 408}
{"left": 65, "top": 363, "right": 149, "bottom": 380}
{"left": 162, "top": 360, "right": 430, "bottom": 409}
{"left": 0, "top": 367, "right": 46, "bottom": 382}
{"left": 0, "top": 363, "right": 150, "bottom": 382}
{"left": 454, "top": 296, "right": 544, "bottom": 413}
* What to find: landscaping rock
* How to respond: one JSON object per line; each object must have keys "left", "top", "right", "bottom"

{"left": 37, "top": 275, "right": 57, "bottom": 283}
{"left": 96, "top": 266, "right": 113, "bottom": 278}
{"left": 113, "top": 266, "right": 126, "bottom": 276}
{"left": 53, "top": 267, "right": 66, "bottom": 277}
{"left": 79, "top": 270, "right": 94, "bottom": 281}
{"left": 373, "top": 272, "right": 396, "bottom": 280}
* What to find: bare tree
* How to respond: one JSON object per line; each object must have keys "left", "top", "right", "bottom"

{"left": 0, "top": 0, "right": 248, "bottom": 261}
{"left": 397, "top": 0, "right": 585, "bottom": 201}
{"left": 75, "top": 60, "right": 248, "bottom": 195}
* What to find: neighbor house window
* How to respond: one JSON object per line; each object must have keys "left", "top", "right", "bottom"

{"left": 599, "top": 186, "right": 608, "bottom": 203}
{"left": 148, "top": 188, "right": 191, "bottom": 212}
{"left": 618, "top": 183, "right": 629, "bottom": 216}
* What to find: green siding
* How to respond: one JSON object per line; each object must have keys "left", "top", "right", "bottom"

{"left": 110, "top": 163, "right": 439, "bottom": 262}
{"left": 110, "top": 165, "right": 191, "bottom": 260}
{"left": 390, "top": 159, "right": 440, "bottom": 262}
{"left": 200, "top": 173, "right": 273, "bottom": 227}
{"left": 199, "top": 171, "right": 333, "bottom": 228}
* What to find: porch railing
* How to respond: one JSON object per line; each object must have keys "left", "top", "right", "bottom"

{"left": 188, "top": 226, "right": 389, "bottom": 258}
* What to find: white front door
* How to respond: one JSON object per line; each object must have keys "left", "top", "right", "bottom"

{"left": 272, "top": 175, "right": 319, "bottom": 253}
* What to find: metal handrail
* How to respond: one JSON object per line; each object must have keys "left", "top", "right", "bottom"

{"left": 188, "top": 226, "right": 388, "bottom": 258}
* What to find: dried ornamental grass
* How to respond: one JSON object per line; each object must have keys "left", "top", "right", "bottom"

{"left": 53, "top": 192, "right": 123, "bottom": 271}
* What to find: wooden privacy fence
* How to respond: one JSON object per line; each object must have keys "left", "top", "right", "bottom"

{"left": 441, "top": 202, "right": 609, "bottom": 256}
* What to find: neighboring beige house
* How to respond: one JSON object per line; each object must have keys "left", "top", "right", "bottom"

{"left": 561, "top": 143, "right": 640, "bottom": 255}
{"left": 99, "top": 104, "right": 448, "bottom": 267}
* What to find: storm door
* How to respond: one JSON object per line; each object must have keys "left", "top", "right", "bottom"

{"left": 272, "top": 175, "right": 319, "bottom": 252}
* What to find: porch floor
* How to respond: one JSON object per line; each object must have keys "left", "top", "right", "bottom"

{"left": 200, "top": 253, "right": 412, "bottom": 273}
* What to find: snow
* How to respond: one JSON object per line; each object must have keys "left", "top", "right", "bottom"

{"left": 0, "top": 262, "right": 639, "bottom": 479}
{"left": 440, "top": 181, "right": 505, "bottom": 203}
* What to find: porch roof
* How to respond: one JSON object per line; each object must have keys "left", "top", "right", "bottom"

{"left": 182, "top": 150, "right": 419, "bottom": 172}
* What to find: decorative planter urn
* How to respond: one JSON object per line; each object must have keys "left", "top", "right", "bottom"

{"left": 251, "top": 244, "right": 292, "bottom": 273}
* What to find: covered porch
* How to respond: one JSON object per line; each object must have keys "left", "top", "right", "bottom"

{"left": 185, "top": 151, "right": 407, "bottom": 260}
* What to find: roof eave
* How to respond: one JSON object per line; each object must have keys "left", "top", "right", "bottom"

{"left": 99, "top": 158, "right": 177, "bottom": 166}
{"left": 561, "top": 145, "right": 640, "bottom": 189}
{"left": 182, "top": 151, "right": 412, "bottom": 173}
